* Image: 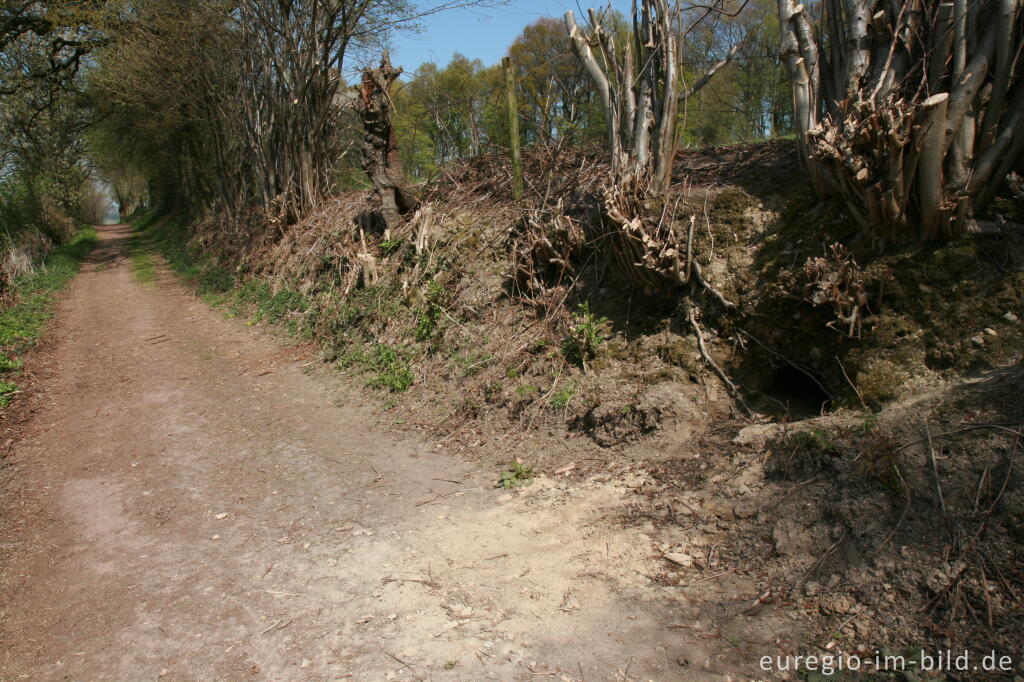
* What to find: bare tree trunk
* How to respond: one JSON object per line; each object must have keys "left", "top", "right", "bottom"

{"left": 355, "top": 52, "right": 418, "bottom": 235}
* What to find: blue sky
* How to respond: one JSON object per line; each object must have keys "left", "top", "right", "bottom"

{"left": 389, "top": 1, "right": 630, "bottom": 72}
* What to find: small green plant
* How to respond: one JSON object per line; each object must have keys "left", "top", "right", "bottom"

{"left": 549, "top": 382, "right": 578, "bottom": 410}
{"left": 0, "top": 354, "right": 23, "bottom": 372}
{"left": 563, "top": 302, "right": 609, "bottom": 370}
{"left": 0, "top": 380, "right": 18, "bottom": 407}
{"left": 515, "top": 384, "right": 539, "bottom": 397}
{"left": 414, "top": 280, "right": 444, "bottom": 342}
{"left": 379, "top": 236, "right": 406, "bottom": 256}
{"left": 497, "top": 460, "right": 534, "bottom": 488}
{"left": 443, "top": 660, "right": 458, "bottom": 670}
{"left": 365, "top": 345, "right": 414, "bottom": 392}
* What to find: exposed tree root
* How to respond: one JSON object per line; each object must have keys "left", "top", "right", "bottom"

{"left": 686, "top": 301, "right": 751, "bottom": 417}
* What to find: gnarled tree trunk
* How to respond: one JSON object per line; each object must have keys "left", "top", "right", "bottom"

{"left": 355, "top": 52, "right": 418, "bottom": 235}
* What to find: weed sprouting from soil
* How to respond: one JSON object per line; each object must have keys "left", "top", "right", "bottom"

{"left": 497, "top": 460, "right": 534, "bottom": 488}
{"left": 0, "top": 379, "right": 18, "bottom": 407}
{"left": 414, "top": 280, "right": 444, "bottom": 343}
{"left": 549, "top": 382, "right": 578, "bottom": 410}
{"left": 341, "top": 344, "right": 414, "bottom": 392}
{"left": 562, "top": 302, "right": 608, "bottom": 371}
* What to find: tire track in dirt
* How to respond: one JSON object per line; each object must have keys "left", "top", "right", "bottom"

{"left": 0, "top": 225, "right": 760, "bottom": 681}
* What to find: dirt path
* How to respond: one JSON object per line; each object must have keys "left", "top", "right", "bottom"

{"left": 0, "top": 225, "right": 766, "bottom": 681}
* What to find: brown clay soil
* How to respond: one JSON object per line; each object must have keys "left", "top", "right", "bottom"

{"left": 0, "top": 225, "right": 792, "bottom": 680}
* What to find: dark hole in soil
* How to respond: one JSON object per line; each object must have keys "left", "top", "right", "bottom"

{"left": 762, "top": 365, "right": 832, "bottom": 418}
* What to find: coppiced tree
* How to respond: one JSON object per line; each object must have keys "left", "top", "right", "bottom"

{"left": 563, "top": 0, "right": 747, "bottom": 296}
{"left": 778, "top": 0, "right": 1024, "bottom": 240}
{"left": 355, "top": 52, "right": 419, "bottom": 232}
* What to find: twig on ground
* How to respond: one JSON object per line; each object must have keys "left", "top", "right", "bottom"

{"left": 381, "top": 576, "right": 439, "bottom": 589}
{"left": 895, "top": 424, "right": 1024, "bottom": 453}
{"left": 414, "top": 487, "right": 479, "bottom": 507}
{"left": 740, "top": 588, "right": 775, "bottom": 615}
{"left": 382, "top": 650, "right": 423, "bottom": 681}
{"left": 875, "top": 465, "right": 911, "bottom": 554}
{"left": 415, "top": 490, "right": 458, "bottom": 506}
{"left": 260, "top": 618, "right": 292, "bottom": 636}
{"left": 925, "top": 422, "right": 955, "bottom": 546}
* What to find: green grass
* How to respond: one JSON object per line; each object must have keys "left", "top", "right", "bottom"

{"left": 130, "top": 245, "right": 157, "bottom": 283}
{"left": 549, "top": 382, "right": 578, "bottom": 410}
{"left": 0, "top": 227, "right": 96, "bottom": 349}
{"left": 340, "top": 343, "right": 415, "bottom": 392}
{"left": 131, "top": 213, "right": 308, "bottom": 335}
{"left": 0, "top": 226, "right": 97, "bottom": 407}
{"left": 130, "top": 215, "right": 226, "bottom": 291}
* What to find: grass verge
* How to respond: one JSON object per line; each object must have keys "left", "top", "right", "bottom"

{"left": 0, "top": 226, "right": 98, "bottom": 407}
{"left": 131, "top": 212, "right": 312, "bottom": 330}
{"left": 130, "top": 212, "right": 419, "bottom": 393}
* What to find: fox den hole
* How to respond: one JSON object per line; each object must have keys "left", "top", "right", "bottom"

{"left": 764, "top": 365, "right": 832, "bottom": 418}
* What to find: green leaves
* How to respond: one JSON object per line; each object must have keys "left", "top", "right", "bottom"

{"left": 0, "top": 380, "right": 18, "bottom": 407}
{"left": 563, "top": 302, "right": 609, "bottom": 370}
{"left": 497, "top": 461, "right": 534, "bottom": 488}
